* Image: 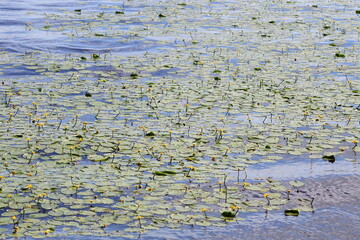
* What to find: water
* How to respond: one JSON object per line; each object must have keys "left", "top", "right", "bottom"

{"left": 0, "top": 0, "right": 154, "bottom": 54}
{"left": 0, "top": 0, "right": 359, "bottom": 239}
{"left": 144, "top": 205, "right": 360, "bottom": 240}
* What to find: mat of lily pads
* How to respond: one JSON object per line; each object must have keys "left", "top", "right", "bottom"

{"left": 0, "top": 0, "right": 359, "bottom": 239}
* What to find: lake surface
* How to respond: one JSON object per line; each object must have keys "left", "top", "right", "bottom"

{"left": 0, "top": 0, "right": 359, "bottom": 239}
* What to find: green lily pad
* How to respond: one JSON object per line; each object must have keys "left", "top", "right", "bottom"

{"left": 221, "top": 211, "right": 236, "bottom": 218}
{"left": 284, "top": 209, "right": 300, "bottom": 216}
{"left": 322, "top": 154, "right": 335, "bottom": 163}
{"left": 289, "top": 180, "right": 305, "bottom": 187}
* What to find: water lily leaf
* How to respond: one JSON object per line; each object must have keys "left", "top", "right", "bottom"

{"left": 221, "top": 211, "right": 235, "bottom": 218}
{"left": 244, "top": 200, "right": 265, "bottom": 207}
{"left": 270, "top": 199, "right": 289, "bottom": 206}
{"left": 297, "top": 206, "right": 314, "bottom": 212}
{"left": 154, "top": 171, "right": 167, "bottom": 176}
{"left": 196, "top": 221, "right": 212, "bottom": 227}
{"left": 284, "top": 209, "right": 300, "bottom": 216}
{"left": 289, "top": 180, "right": 305, "bottom": 187}
{"left": 263, "top": 205, "right": 280, "bottom": 210}
{"left": 29, "top": 213, "right": 48, "bottom": 218}
{"left": 322, "top": 154, "right": 335, "bottom": 163}
{"left": 78, "top": 210, "right": 97, "bottom": 216}
{"left": 48, "top": 210, "right": 64, "bottom": 217}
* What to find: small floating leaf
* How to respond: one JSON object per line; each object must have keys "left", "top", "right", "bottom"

{"left": 92, "top": 54, "right": 100, "bottom": 59}
{"left": 322, "top": 154, "right": 335, "bottom": 163}
{"left": 221, "top": 211, "right": 235, "bottom": 218}
{"left": 146, "top": 131, "right": 156, "bottom": 137}
{"left": 284, "top": 209, "right": 300, "bottom": 216}
{"left": 289, "top": 180, "right": 305, "bottom": 187}
{"left": 162, "top": 170, "right": 176, "bottom": 175}
{"left": 334, "top": 53, "right": 345, "bottom": 58}
{"left": 130, "top": 73, "right": 138, "bottom": 78}
{"left": 154, "top": 171, "right": 167, "bottom": 176}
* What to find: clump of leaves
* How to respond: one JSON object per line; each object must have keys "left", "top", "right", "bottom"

{"left": 322, "top": 154, "right": 335, "bottom": 163}
{"left": 334, "top": 53, "right": 345, "bottom": 58}
{"left": 130, "top": 73, "right": 138, "bottom": 79}
{"left": 221, "top": 211, "right": 236, "bottom": 218}
{"left": 284, "top": 209, "right": 300, "bottom": 216}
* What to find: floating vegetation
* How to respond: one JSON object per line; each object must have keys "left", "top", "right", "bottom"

{"left": 335, "top": 53, "right": 346, "bottom": 58}
{"left": 322, "top": 154, "right": 336, "bottom": 163}
{"left": 284, "top": 209, "right": 300, "bottom": 216}
{"left": 0, "top": 0, "right": 359, "bottom": 238}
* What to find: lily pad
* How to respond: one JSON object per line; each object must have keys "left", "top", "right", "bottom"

{"left": 284, "top": 209, "right": 300, "bottom": 216}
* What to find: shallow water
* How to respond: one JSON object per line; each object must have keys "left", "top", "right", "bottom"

{"left": 144, "top": 206, "right": 360, "bottom": 240}
{"left": 246, "top": 153, "right": 359, "bottom": 180}
{"left": 144, "top": 175, "right": 360, "bottom": 240}
{"left": 1, "top": 0, "right": 359, "bottom": 239}
{"left": 40, "top": 174, "right": 360, "bottom": 240}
